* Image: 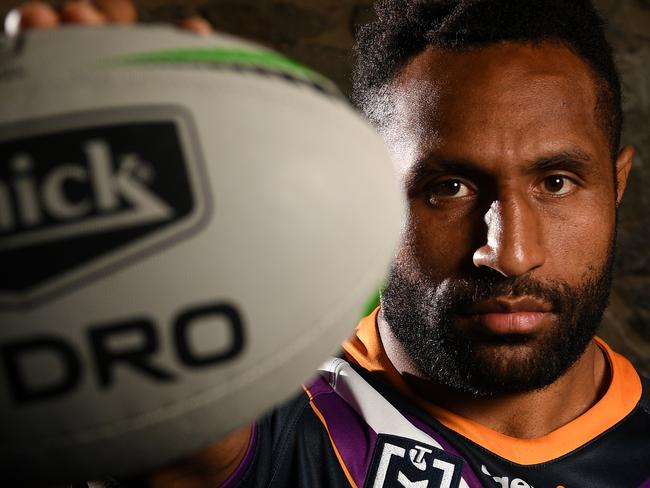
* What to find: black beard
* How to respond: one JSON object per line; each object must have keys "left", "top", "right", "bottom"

{"left": 381, "top": 253, "right": 614, "bottom": 397}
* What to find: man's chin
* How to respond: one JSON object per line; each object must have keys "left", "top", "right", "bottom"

{"left": 446, "top": 333, "right": 583, "bottom": 395}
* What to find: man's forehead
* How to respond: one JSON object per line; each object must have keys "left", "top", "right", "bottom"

{"left": 400, "top": 41, "right": 592, "bottom": 76}
{"left": 381, "top": 41, "right": 608, "bottom": 168}
{"left": 392, "top": 42, "right": 599, "bottom": 120}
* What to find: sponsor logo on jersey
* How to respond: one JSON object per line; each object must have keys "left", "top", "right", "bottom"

{"left": 366, "top": 434, "right": 464, "bottom": 488}
{"left": 481, "top": 464, "right": 535, "bottom": 488}
{"left": 0, "top": 106, "right": 210, "bottom": 306}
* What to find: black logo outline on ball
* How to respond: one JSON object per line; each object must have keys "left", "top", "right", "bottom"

{"left": 0, "top": 105, "right": 212, "bottom": 308}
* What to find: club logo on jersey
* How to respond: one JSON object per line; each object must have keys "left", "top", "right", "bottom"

{"left": 0, "top": 106, "right": 210, "bottom": 307}
{"left": 365, "top": 434, "right": 464, "bottom": 488}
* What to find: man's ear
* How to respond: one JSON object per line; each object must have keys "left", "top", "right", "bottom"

{"left": 615, "top": 145, "right": 634, "bottom": 207}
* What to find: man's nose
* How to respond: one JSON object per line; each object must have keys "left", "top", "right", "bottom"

{"left": 472, "top": 198, "right": 545, "bottom": 277}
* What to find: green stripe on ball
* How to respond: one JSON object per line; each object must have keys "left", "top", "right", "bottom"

{"left": 117, "top": 48, "right": 339, "bottom": 94}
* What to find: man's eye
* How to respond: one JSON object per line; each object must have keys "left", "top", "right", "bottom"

{"left": 542, "top": 175, "right": 576, "bottom": 195}
{"left": 428, "top": 179, "right": 473, "bottom": 204}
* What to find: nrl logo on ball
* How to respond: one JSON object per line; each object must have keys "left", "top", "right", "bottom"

{"left": 0, "top": 106, "right": 210, "bottom": 307}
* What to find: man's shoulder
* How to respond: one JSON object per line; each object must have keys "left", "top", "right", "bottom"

{"left": 233, "top": 377, "right": 351, "bottom": 488}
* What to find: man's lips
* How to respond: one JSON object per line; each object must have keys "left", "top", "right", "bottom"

{"left": 459, "top": 296, "right": 554, "bottom": 334}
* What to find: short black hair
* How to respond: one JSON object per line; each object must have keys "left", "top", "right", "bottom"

{"left": 352, "top": 0, "right": 622, "bottom": 159}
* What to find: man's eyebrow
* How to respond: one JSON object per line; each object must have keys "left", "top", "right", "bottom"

{"left": 528, "top": 150, "right": 594, "bottom": 173}
{"left": 409, "top": 157, "right": 485, "bottom": 182}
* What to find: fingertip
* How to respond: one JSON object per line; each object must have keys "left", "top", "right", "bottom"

{"left": 93, "top": 0, "right": 137, "bottom": 23}
{"left": 18, "top": 1, "right": 60, "bottom": 30}
{"left": 177, "top": 17, "right": 213, "bottom": 35}
{"left": 60, "top": 1, "right": 107, "bottom": 25}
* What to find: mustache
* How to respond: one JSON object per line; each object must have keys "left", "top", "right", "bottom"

{"left": 435, "top": 273, "right": 568, "bottom": 313}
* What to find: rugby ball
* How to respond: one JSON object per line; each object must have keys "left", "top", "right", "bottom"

{"left": 0, "top": 26, "right": 402, "bottom": 483}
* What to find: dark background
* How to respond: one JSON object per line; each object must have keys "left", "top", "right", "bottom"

{"left": 1, "top": 0, "right": 649, "bottom": 374}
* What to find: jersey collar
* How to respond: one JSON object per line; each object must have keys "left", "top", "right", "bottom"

{"left": 342, "top": 308, "right": 643, "bottom": 465}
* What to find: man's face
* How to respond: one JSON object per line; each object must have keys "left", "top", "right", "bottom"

{"left": 380, "top": 42, "right": 632, "bottom": 396}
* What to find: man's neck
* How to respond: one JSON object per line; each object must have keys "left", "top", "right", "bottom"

{"left": 377, "top": 313, "right": 609, "bottom": 439}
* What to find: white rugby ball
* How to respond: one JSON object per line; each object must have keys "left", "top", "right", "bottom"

{"left": 0, "top": 26, "right": 401, "bottom": 483}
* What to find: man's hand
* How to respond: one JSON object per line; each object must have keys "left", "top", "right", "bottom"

{"left": 12, "top": 0, "right": 212, "bottom": 33}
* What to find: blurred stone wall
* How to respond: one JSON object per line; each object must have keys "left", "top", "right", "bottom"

{"left": 591, "top": 0, "right": 650, "bottom": 376}
{"left": 1, "top": 0, "right": 649, "bottom": 374}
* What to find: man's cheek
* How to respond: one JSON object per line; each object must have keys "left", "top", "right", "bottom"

{"left": 542, "top": 208, "right": 615, "bottom": 279}
{"left": 408, "top": 223, "right": 477, "bottom": 279}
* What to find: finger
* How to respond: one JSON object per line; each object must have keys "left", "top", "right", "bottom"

{"left": 92, "top": 0, "right": 137, "bottom": 23}
{"left": 17, "top": 1, "right": 60, "bottom": 29}
{"left": 60, "top": 1, "right": 107, "bottom": 24}
{"left": 177, "top": 16, "right": 213, "bottom": 35}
